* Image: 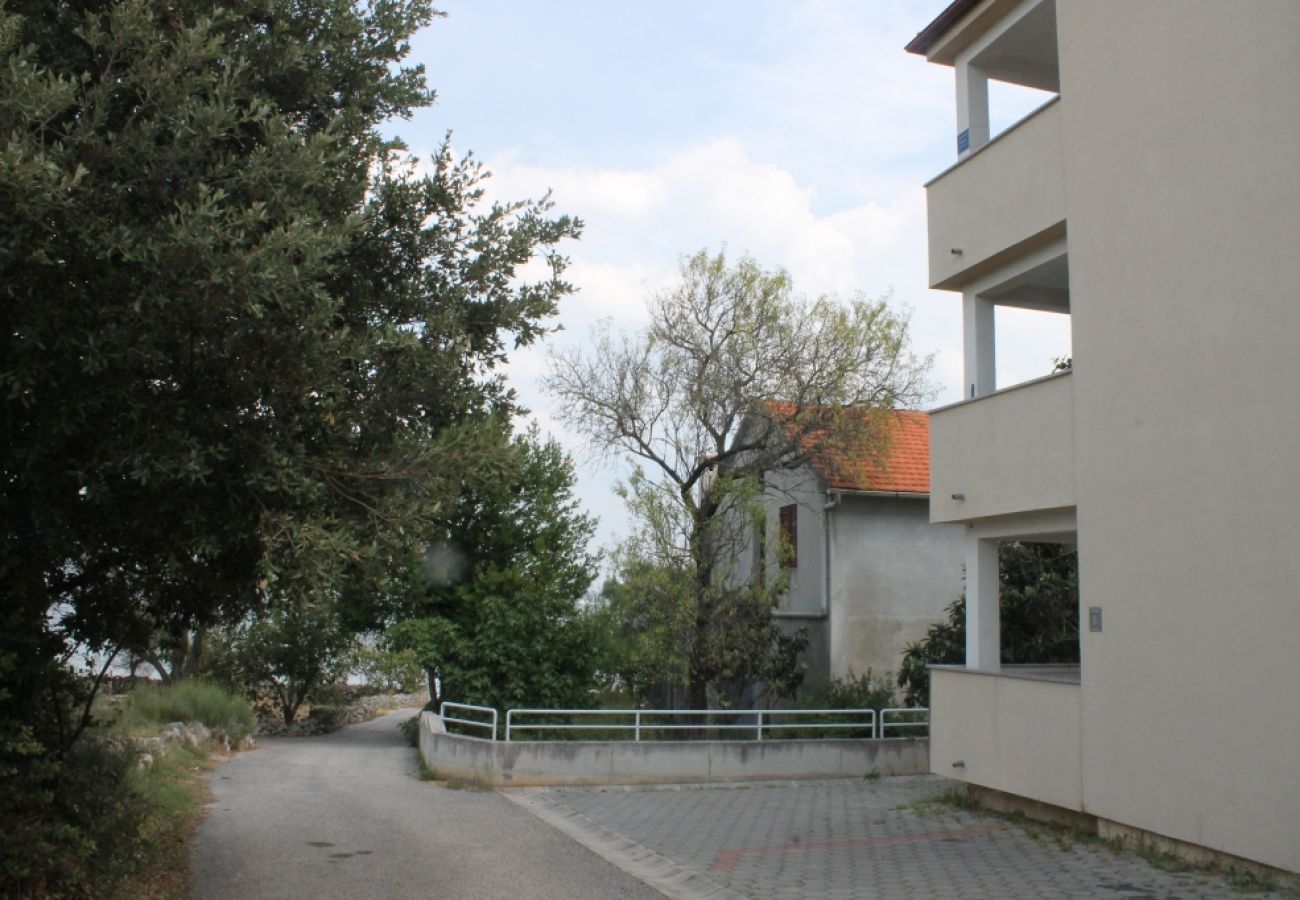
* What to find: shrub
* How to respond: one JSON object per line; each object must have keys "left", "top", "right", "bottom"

{"left": 118, "top": 680, "right": 256, "bottom": 742}
{"left": 771, "top": 671, "right": 897, "bottom": 740}
{"left": 797, "top": 670, "right": 897, "bottom": 711}
{"left": 399, "top": 715, "right": 420, "bottom": 748}
{"left": 0, "top": 734, "right": 150, "bottom": 897}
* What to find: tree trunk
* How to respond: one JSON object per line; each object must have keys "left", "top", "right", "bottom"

{"left": 181, "top": 624, "right": 208, "bottom": 680}
{"left": 143, "top": 650, "right": 175, "bottom": 685}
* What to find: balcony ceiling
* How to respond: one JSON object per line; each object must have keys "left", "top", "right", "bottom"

{"left": 971, "top": 0, "right": 1060, "bottom": 92}
{"left": 981, "top": 254, "right": 1069, "bottom": 313}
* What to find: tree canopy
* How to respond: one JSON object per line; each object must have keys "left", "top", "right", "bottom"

{"left": 0, "top": 1, "right": 578, "bottom": 888}
{"left": 547, "top": 249, "right": 931, "bottom": 707}
{"left": 385, "top": 428, "right": 601, "bottom": 712}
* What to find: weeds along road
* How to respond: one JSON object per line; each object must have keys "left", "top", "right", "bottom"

{"left": 190, "top": 708, "right": 663, "bottom": 899}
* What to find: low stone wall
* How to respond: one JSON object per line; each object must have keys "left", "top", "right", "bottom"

{"left": 418, "top": 712, "right": 928, "bottom": 787}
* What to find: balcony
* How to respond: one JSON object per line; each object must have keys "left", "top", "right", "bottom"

{"left": 929, "top": 369, "right": 1074, "bottom": 524}
{"left": 926, "top": 97, "right": 1065, "bottom": 291}
{"left": 930, "top": 665, "right": 1083, "bottom": 812}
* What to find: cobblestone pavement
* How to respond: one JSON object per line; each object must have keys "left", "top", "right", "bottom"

{"left": 504, "top": 777, "right": 1290, "bottom": 899}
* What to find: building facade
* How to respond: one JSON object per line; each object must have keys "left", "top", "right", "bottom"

{"left": 759, "top": 412, "right": 964, "bottom": 688}
{"left": 909, "top": 0, "right": 1299, "bottom": 874}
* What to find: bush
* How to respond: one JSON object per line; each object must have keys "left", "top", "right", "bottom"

{"left": 0, "top": 733, "right": 151, "bottom": 897}
{"left": 117, "top": 680, "right": 256, "bottom": 742}
{"left": 766, "top": 671, "right": 897, "bottom": 740}
{"left": 797, "top": 670, "right": 897, "bottom": 711}
{"left": 399, "top": 715, "right": 420, "bottom": 748}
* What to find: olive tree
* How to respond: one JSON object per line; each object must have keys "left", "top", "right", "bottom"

{"left": 546, "top": 249, "right": 930, "bottom": 708}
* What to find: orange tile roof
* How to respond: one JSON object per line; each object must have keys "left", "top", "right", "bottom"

{"left": 766, "top": 404, "right": 931, "bottom": 495}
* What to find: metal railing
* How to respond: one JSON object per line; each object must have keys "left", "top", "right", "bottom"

{"left": 878, "top": 707, "right": 929, "bottom": 739}
{"left": 439, "top": 701, "right": 498, "bottom": 741}
{"left": 503, "top": 708, "right": 880, "bottom": 743}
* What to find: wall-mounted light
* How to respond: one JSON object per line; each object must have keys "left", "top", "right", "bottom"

{"left": 952, "top": 760, "right": 966, "bottom": 768}
{"left": 950, "top": 247, "right": 963, "bottom": 255}
{"left": 951, "top": 493, "right": 965, "bottom": 501}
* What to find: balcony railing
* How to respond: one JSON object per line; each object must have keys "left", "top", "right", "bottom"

{"left": 929, "top": 665, "right": 1084, "bottom": 812}
{"left": 926, "top": 97, "right": 1065, "bottom": 291}
{"left": 929, "top": 370, "right": 1074, "bottom": 523}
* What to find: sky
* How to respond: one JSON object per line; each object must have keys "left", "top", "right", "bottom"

{"left": 389, "top": 1, "right": 1070, "bottom": 558}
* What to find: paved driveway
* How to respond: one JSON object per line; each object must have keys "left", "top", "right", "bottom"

{"left": 190, "top": 709, "right": 660, "bottom": 900}
{"left": 506, "top": 778, "right": 1289, "bottom": 899}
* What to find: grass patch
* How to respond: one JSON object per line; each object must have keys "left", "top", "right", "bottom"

{"left": 415, "top": 756, "right": 490, "bottom": 791}
{"left": 109, "top": 744, "right": 217, "bottom": 900}
{"left": 863, "top": 768, "right": 881, "bottom": 781}
{"left": 399, "top": 715, "right": 420, "bottom": 748}
{"left": 115, "top": 680, "right": 256, "bottom": 742}
{"left": 1224, "top": 866, "right": 1277, "bottom": 895}
{"left": 900, "top": 788, "right": 979, "bottom": 821}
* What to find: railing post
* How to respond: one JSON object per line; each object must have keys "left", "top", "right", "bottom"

{"left": 634, "top": 710, "right": 641, "bottom": 742}
{"left": 505, "top": 709, "right": 512, "bottom": 743}
{"left": 757, "top": 711, "right": 764, "bottom": 741}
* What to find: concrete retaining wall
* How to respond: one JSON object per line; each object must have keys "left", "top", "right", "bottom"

{"left": 418, "top": 712, "right": 928, "bottom": 787}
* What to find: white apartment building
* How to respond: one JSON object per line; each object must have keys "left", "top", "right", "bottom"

{"left": 908, "top": 0, "right": 1299, "bottom": 875}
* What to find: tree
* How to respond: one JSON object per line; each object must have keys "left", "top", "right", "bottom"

{"left": 897, "top": 541, "right": 1080, "bottom": 706}
{"left": 0, "top": 1, "right": 576, "bottom": 887}
{"left": 223, "top": 597, "right": 355, "bottom": 727}
{"left": 546, "top": 249, "right": 930, "bottom": 708}
{"left": 386, "top": 428, "right": 602, "bottom": 712}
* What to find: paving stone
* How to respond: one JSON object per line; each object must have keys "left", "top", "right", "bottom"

{"left": 503, "top": 777, "right": 1290, "bottom": 899}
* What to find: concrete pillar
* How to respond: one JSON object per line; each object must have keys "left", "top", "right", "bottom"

{"left": 963, "top": 291, "right": 996, "bottom": 399}
{"left": 955, "top": 60, "right": 990, "bottom": 159}
{"left": 965, "top": 535, "right": 1000, "bottom": 671}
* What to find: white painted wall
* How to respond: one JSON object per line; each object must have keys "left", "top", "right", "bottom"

{"left": 828, "top": 495, "right": 965, "bottom": 682}
{"left": 761, "top": 467, "right": 964, "bottom": 689}
{"left": 921, "top": 0, "right": 1300, "bottom": 874}
{"left": 1058, "top": 0, "right": 1300, "bottom": 874}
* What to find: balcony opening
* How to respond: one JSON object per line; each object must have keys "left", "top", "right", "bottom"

{"left": 964, "top": 533, "right": 1080, "bottom": 684}
{"left": 995, "top": 540, "right": 1080, "bottom": 679}
{"left": 995, "top": 306, "right": 1071, "bottom": 389}
{"left": 964, "top": 248, "right": 1071, "bottom": 398}
{"left": 955, "top": 0, "right": 1060, "bottom": 159}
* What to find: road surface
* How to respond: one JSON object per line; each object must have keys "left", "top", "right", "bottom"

{"left": 190, "top": 709, "right": 662, "bottom": 899}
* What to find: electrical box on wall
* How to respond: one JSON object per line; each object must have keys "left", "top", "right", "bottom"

{"left": 1089, "top": 607, "right": 1102, "bottom": 632}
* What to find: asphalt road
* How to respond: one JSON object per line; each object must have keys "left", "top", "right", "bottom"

{"left": 189, "top": 709, "right": 663, "bottom": 899}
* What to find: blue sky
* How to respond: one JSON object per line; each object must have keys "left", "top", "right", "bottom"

{"left": 391, "top": 1, "right": 1069, "bottom": 556}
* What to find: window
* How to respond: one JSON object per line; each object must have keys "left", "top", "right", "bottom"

{"left": 778, "top": 504, "right": 798, "bottom": 568}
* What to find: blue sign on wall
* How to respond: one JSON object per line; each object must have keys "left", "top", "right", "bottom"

{"left": 957, "top": 129, "right": 970, "bottom": 153}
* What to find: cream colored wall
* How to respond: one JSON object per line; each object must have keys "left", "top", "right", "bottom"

{"left": 930, "top": 668, "right": 1083, "bottom": 811}
{"left": 828, "top": 496, "right": 964, "bottom": 682}
{"left": 1058, "top": 0, "right": 1300, "bottom": 873}
{"left": 926, "top": 97, "right": 1064, "bottom": 291}
{"left": 929, "top": 370, "right": 1075, "bottom": 523}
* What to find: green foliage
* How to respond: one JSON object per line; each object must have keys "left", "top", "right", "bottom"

{"left": 399, "top": 715, "right": 421, "bottom": 748}
{"left": 797, "top": 671, "right": 897, "bottom": 712}
{"left": 218, "top": 598, "right": 355, "bottom": 725}
{"left": 386, "top": 429, "right": 601, "bottom": 712}
{"left": 898, "top": 542, "right": 1080, "bottom": 706}
{"left": 0, "top": 1, "right": 577, "bottom": 888}
{"left": 0, "top": 731, "right": 157, "bottom": 897}
{"left": 116, "top": 680, "right": 256, "bottom": 742}
{"left": 548, "top": 249, "right": 929, "bottom": 707}
{"left": 896, "top": 597, "right": 965, "bottom": 708}
{"left": 352, "top": 642, "right": 425, "bottom": 695}
{"left": 594, "top": 541, "right": 808, "bottom": 708}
